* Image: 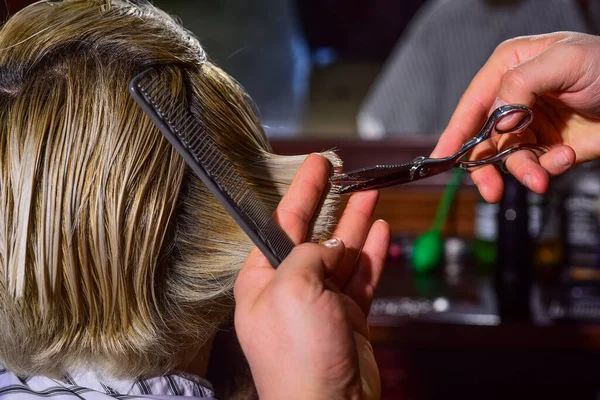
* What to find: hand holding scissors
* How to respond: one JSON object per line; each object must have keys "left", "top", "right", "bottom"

{"left": 331, "top": 105, "right": 548, "bottom": 194}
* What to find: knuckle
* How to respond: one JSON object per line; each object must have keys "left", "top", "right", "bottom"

{"left": 495, "top": 35, "right": 527, "bottom": 54}
{"left": 495, "top": 38, "right": 515, "bottom": 54}
{"left": 502, "top": 67, "right": 528, "bottom": 92}
{"left": 292, "top": 242, "right": 319, "bottom": 256}
{"left": 277, "top": 205, "right": 312, "bottom": 228}
{"left": 272, "top": 273, "right": 314, "bottom": 302}
{"left": 562, "top": 43, "right": 586, "bottom": 62}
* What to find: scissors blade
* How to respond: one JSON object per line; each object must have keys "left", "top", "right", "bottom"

{"left": 331, "top": 162, "right": 416, "bottom": 194}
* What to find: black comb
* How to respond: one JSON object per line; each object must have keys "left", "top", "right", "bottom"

{"left": 129, "top": 68, "right": 295, "bottom": 268}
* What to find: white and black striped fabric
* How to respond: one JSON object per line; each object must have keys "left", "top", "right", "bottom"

{"left": 358, "top": 0, "right": 597, "bottom": 138}
{"left": 0, "top": 365, "right": 215, "bottom": 399}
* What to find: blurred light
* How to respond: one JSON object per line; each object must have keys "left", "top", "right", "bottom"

{"left": 505, "top": 209, "right": 517, "bottom": 221}
{"left": 357, "top": 115, "right": 385, "bottom": 140}
{"left": 313, "top": 47, "right": 338, "bottom": 67}
{"left": 571, "top": 286, "right": 584, "bottom": 299}
{"left": 388, "top": 243, "right": 403, "bottom": 259}
{"left": 433, "top": 297, "right": 450, "bottom": 312}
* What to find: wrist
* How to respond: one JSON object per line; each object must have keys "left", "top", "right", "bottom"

{"left": 252, "top": 372, "right": 362, "bottom": 400}
{"left": 257, "top": 386, "right": 362, "bottom": 400}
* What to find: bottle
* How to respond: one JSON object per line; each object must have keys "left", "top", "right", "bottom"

{"left": 562, "top": 161, "right": 600, "bottom": 281}
{"left": 528, "top": 191, "right": 543, "bottom": 239}
{"left": 472, "top": 193, "right": 499, "bottom": 271}
{"left": 495, "top": 174, "right": 531, "bottom": 321}
{"left": 530, "top": 184, "right": 564, "bottom": 283}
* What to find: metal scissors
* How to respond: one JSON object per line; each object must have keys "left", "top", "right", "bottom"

{"left": 331, "top": 104, "right": 548, "bottom": 194}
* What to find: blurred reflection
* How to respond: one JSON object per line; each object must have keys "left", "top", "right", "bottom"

{"left": 154, "top": 0, "right": 311, "bottom": 137}
{"left": 358, "top": 0, "right": 600, "bottom": 139}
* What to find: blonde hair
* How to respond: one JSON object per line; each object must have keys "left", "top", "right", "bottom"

{"left": 0, "top": 0, "right": 341, "bottom": 378}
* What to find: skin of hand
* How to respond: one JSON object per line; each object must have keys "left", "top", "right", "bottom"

{"left": 234, "top": 154, "right": 391, "bottom": 400}
{"left": 431, "top": 31, "right": 600, "bottom": 203}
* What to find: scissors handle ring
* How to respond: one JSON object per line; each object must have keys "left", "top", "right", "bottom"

{"left": 458, "top": 143, "right": 549, "bottom": 169}
{"left": 493, "top": 104, "right": 533, "bottom": 134}
{"left": 446, "top": 105, "right": 533, "bottom": 166}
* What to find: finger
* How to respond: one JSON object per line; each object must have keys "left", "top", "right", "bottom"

{"left": 468, "top": 158, "right": 505, "bottom": 203}
{"left": 538, "top": 145, "right": 576, "bottom": 176}
{"left": 494, "top": 44, "right": 587, "bottom": 130}
{"left": 431, "top": 34, "right": 564, "bottom": 159}
{"left": 503, "top": 149, "right": 548, "bottom": 194}
{"left": 496, "top": 106, "right": 575, "bottom": 187}
{"left": 340, "top": 294, "right": 370, "bottom": 339}
{"left": 329, "top": 190, "right": 379, "bottom": 289}
{"left": 527, "top": 101, "right": 563, "bottom": 146}
{"left": 531, "top": 99, "right": 587, "bottom": 167}
{"left": 274, "top": 153, "right": 330, "bottom": 244}
{"left": 497, "top": 128, "right": 547, "bottom": 194}
{"left": 276, "top": 239, "right": 346, "bottom": 287}
{"left": 343, "top": 220, "right": 391, "bottom": 315}
{"left": 235, "top": 154, "right": 329, "bottom": 304}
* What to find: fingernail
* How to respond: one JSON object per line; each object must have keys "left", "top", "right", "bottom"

{"left": 322, "top": 237, "right": 342, "bottom": 248}
{"left": 523, "top": 174, "right": 532, "bottom": 189}
{"left": 553, "top": 152, "right": 571, "bottom": 168}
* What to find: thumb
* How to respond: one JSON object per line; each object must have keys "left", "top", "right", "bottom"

{"left": 235, "top": 239, "right": 345, "bottom": 308}
{"left": 277, "top": 238, "right": 346, "bottom": 283}
{"left": 493, "top": 44, "right": 585, "bottom": 131}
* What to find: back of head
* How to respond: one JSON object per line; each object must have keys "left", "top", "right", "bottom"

{"left": 0, "top": 0, "right": 340, "bottom": 378}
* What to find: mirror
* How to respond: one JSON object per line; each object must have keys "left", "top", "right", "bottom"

{"left": 5, "top": 0, "right": 599, "bottom": 139}
{"left": 151, "top": 0, "right": 599, "bottom": 140}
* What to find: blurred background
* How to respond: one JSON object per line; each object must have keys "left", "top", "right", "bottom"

{"left": 148, "top": 0, "right": 599, "bottom": 139}
{"left": 4, "top": 0, "right": 600, "bottom": 399}
{"left": 129, "top": 0, "right": 598, "bottom": 138}
{"left": 4, "top": 0, "right": 598, "bottom": 138}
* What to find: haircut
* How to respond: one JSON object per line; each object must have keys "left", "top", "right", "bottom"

{"left": 0, "top": 0, "right": 341, "bottom": 378}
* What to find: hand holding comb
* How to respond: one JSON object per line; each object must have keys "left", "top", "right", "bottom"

{"left": 129, "top": 68, "right": 295, "bottom": 268}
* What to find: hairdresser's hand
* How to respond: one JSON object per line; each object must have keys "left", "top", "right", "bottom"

{"left": 234, "top": 154, "right": 390, "bottom": 400}
{"left": 431, "top": 31, "right": 600, "bottom": 203}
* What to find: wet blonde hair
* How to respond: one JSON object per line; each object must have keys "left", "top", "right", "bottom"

{"left": 0, "top": 0, "right": 341, "bottom": 378}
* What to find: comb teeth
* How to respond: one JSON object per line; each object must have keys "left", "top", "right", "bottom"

{"left": 238, "top": 194, "right": 295, "bottom": 256}
{"left": 130, "top": 69, "right": 295, "bottom": 267}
